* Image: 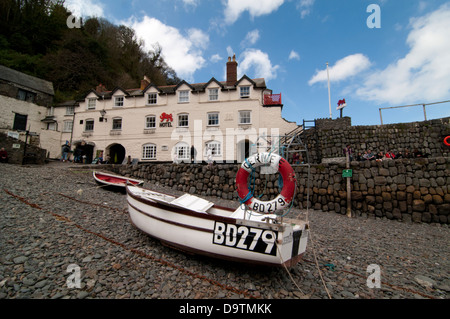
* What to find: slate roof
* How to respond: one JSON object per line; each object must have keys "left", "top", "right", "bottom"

{"left": 0, "top": 65, "right": 54, "bottom": 96}
{"left": 82, "top": 76, "right": 267, "bottom": 100}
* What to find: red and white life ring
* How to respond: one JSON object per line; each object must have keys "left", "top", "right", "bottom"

{"left": 444, "top": 136, "right": 450, "bottom": 146}
{"left": 236, "top": 153, "right": 297, "bottom": 214}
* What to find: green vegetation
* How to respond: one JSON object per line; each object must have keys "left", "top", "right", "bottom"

{"left": 0, "top": 0, "right": 180, "bottom": 102}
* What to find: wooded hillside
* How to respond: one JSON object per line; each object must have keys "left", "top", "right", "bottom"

{"left": 0, "top": 0, "right": 180, "bottom": 102}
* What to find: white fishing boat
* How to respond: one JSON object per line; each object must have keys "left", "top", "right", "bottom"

{"left": 126, "top": 152, "right": 309, "bottom": 267}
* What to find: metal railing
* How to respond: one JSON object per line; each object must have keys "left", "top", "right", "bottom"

{"left": 379, "top": 100, "right": 450, "bottom": 125}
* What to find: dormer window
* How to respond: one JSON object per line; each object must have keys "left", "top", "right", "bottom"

{"left": 178, "top": 91, "right": 189, "bottom": 103}
{"left": 66, "top": 106, "right": 75, "bottom": 115}
{"left": 114, "top": 96, "right": 124, "bottom": 107}
{"left": 87, "top": 98, "right": 96, "bottom": 110}
{"left": 147, "top": 93, "right": 157, "bottom": 105}
{"left": 208, "top": 88, "right": 218, "bottom": 101}
{"left": 240, "top": 86, "right": 250, "bottom": 98}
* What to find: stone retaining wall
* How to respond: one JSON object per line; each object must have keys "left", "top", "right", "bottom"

{"left": 105, "top": 156, "right": 449, "bottom": 224}
{"left": 0, "top": 132, "right": 47, "bottom": 164}
{"left": 303, "top": 117, "right": 450, "bottom": 163}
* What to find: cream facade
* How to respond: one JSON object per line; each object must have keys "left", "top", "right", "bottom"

{"left": 71, "top": 58, "right": 298, "bottom": 164}
{"left": 40, "top": 101, "right": 77, "bottom": 159}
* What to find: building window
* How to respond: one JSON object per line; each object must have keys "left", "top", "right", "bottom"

{"left": 178, "top": 91, "right": 189, "bottom": 103}
{"left": 17, "top": 89, "right": 36, "bottom": 103}
{"left": 63, "top": 120, "right": 73, "bottom": 132}
{"left": 207, "top": 112, "right": 219, "bottom": 126}
{"left": 13, "top": 113, "right": 27, "bottom": 131}
{"left": 112, "top": 118, "right": 122, "bottom": 130}
{"left": 174, "top": 142, "right": 190, "bottom": 161}
{"left": 240, "top": 86, "right": 250, "bottom": 98}
{"left": 85, "top": 119, "right": 94, "bottom": 131}
{"left": 88, "top": 98, "right": 96, "bottom": 110}
{"left": 205, "top": 141, "right": 221, "bottom": 156}
{"left": 145, "top": 115, "right": 156, "bottom": 128}
{"left": 239, "top": 111, "right": 251, "bottom": 124}
{"left": 178, "top": 114, "right": 189, "bottom": 127}
{"left": 47, "top": 122, "right": 56, "bottom": 131}
{"left": 142, "top": 143, "right": 157, "bottom": 160}
{"left": 66, "top": 106, "right": 75, "bottom": 115}
{"left": 114, "top": 96, "right": 124, "bottom": 107}
{"left": 147, "top": 93, "right": 157, "bottom": 105}
{"left": 208, "top": 88, "right": 218, "bottom": 101}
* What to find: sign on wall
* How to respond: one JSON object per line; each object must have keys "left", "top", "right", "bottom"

{"left": 160, "top": 112, "right": 173, "bottom": 127}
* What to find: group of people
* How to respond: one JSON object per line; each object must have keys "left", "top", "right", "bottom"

{"left": 345, "top": 145, "right": 427, "bottom": 162}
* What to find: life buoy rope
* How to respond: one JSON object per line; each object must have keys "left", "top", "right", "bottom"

{"left": 236, "top": 152, "right": 297, "bottom": 214}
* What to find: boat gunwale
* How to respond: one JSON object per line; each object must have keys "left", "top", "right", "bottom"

{"left": 93, "top": 171, "right": 144, "bottom": 187}
{"left": 126, "top": 185, "right": 238, "bottom": 224}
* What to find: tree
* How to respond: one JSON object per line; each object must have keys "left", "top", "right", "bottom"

{"left": 0, "top": 1, "right": 181, "bottom": 102}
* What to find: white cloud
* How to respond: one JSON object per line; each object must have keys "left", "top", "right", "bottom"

{"left": 65, "top": 0, "right": 104, "bottom": 18}
{"left": 238, "top": 49, "right": 279, "bottom": 81}
{"left": 126, "top": 16, "right": 208, "bottom": 81}
{"left": 241, "top": 29, "right": 260, "bottom": 47}
{"left": 297, "top": 0, "right": 315, "bottom": 19}
{"left": 355, "top": 4, "right": 450, "bottom": 104}
{"left": 289, "top": 50, "right": 300, "bottom": 61}
{"left": 210, "top": 54, "right": 222, "bottom": 63}
{"left": 224, "top": 0, "right": 284, "bottom": 24}
{"left": 308, "top": 54, "right": 371, "bottom": 85}
{"left": 182, "top": 0, "right": 199, "bottom": 6}
{"left": 187, "top": 28, "right": 210, "bottom": 50}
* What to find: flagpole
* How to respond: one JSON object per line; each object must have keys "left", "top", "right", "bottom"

{"left": 327, "top": 62, "right": 332, "bottom": 119}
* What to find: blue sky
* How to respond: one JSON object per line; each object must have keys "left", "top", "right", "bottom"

{"left": 66, "top": 0, "right": 450, "bottom": 125}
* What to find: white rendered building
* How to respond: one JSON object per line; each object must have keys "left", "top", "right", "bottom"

{"left": 71, "top": 56, "right": 298, "bottom": 164}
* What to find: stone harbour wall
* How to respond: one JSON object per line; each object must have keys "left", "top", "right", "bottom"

{"left": 294, "top": 157, "right": 450, "bottom": 224}
{"left": 303, "top": 117, "right": 450, "bottom": 163}
{"left": 106, "top": 155, "right": 450, "bottom": 225}
{"left": 0, "top": 132, "right": 47, "bottom": 164}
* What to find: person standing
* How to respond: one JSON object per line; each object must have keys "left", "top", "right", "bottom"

{"left": 61, "top": 142, "right": 70, "bottom": 162}
{"left": 190, "top": 145, "right": 197, "bottom": 163}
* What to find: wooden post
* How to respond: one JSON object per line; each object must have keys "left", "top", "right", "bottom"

{"left": 346, "top": 151, "right": 352, "bottom": 218}
{"left": 21, "top": 130, "right": 29, "bottom": 165}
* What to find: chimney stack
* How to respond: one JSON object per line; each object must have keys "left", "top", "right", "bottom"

{"left": 140, "top": 76, "right": 151, "bottom": 90}
{"left": 96, "top": 83, "right": 107, "bottom": 93}
{"left": 226, "top": 54, "right": 238, "bottom": 87}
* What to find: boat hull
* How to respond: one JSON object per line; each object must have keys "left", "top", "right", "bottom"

{"left": 93, "top": 171, "right": 144, "bottom": 192}
{"left": 126, "top": 186, "right": 308, "bottom": 267}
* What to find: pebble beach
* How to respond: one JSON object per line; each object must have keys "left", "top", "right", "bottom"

{"left": 0, "top": 161, "right": 449, "bottom": 300}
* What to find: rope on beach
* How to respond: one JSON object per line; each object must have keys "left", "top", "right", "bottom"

{"left": 3, "top": 188, "right": 260, "bottom": 299}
